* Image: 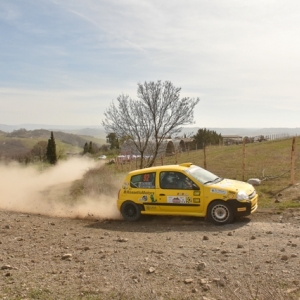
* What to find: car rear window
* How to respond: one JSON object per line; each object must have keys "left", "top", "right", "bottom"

{"left": 130, "top": 172, "right": 155, "bottom": 188}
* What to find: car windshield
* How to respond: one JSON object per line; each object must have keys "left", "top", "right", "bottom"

{"left": 185, "top": 166, "right": 222, "bottom": 185}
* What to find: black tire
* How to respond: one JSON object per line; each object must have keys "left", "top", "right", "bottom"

{"left": 121, "top": 201, "right": 141, "bottom": 221}
{"left": 207, "top": 201, "right": 234, "bottom": 225}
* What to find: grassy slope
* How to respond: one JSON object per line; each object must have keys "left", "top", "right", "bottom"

{"left": 114, "top": 136, "right": 300, "bottom": 210}
{"left": 188, "top": 137, "right": 300, "bottom": 209}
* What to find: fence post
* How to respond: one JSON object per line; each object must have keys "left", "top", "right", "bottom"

{"left": 203, "top": 143, "right": 207, "bottom": 170}
{"left": 291, "top": 137, "right": 296, "bottom": 185}
{"left": 242, "top": 138, "right": 246, "bottom": 181}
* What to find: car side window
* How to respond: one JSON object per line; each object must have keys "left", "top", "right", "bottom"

{"left": 160, "top": 172, "right": 177, "bottom": 189}
{"left": 130, "top": 172, "right": 155, "bottom": 188}
{"left": 160, "top": 171, "right": 196, "bottom": 189}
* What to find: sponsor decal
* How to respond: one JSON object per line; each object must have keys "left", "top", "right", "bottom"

{"left": 193, "top": 198, "right": 200, "bottom": 203}
{"left": 237, "top": 207, "right": 246, "bottom": 212}
{"left": 193, "top": 191, "right": 200, "bottom": 196}
{"left": 124, "top": 190, "right": 153, "bottom": 195}
{"left": 211, "top": 188, "right": 227, "bottom": 195}
{"left": 138, "top": 195, "right": 148, "bottom": 202}
{"left": 150, "top": 193, "right": 157, "bottom": 203}
{"left": 139, "top": 182, "right": 154, "bottom": 188}
{"left": 145, "top": 205, "right": 157, "bottom": 210}
{"left": 186, "top": 197, "right": 192, "bottom": 204}
{"left": 167, "top": 196, "right": 186, "bottom": 204}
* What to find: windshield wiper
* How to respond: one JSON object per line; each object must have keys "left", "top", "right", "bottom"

{"left": 204, "top": 177, "right": 221, "bottom": 185}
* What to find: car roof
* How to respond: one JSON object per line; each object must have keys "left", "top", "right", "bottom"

{"left": 126, "top": 163, "right": 194, "bottom": 175}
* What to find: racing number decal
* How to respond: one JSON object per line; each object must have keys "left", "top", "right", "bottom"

{"left": 143, "top": 174, "right": 150, "bottom": 182}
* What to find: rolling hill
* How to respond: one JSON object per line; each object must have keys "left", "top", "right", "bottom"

{"left": 0, "top": 129, "right": 106, "bottom": 158}
{"left": 1, "top": 124, "right": 300, "bottom": 140}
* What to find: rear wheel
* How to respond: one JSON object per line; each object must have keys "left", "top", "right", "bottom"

{"left": 121, "top": 201, "right": 141, "bottom": 221}
{"left": 208, "top": 201, "right": 234, "bottom": 225}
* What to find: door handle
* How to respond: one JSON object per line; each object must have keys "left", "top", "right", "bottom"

{"left": 159, "top": 194, "right": 165, "bottom": 196}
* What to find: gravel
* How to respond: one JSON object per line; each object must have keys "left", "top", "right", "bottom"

{"left": 1, "top": 209, "right": 300, "bottom": 300}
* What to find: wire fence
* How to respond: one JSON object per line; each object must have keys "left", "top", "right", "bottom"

{"left": 113, "top": 137, "right": 300, "bottom": 185}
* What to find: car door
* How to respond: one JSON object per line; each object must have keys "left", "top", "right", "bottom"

{"left": 157, "top": 171, "right": 203, "bottom": 214}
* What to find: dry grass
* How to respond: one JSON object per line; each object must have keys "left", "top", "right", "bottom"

{"left": 113, "top": 136, "right": 300, "bottom": 210}
{"left": 40, "top": 136, "right": 300, "bottom": 215}
{"left": 70, "top": 164, "right": 124, "bottom": 200}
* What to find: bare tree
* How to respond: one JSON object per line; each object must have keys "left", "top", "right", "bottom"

{"left": 103, "top": 95, "right": 153, "bottom": 168}
{"left": 102, "top": 80, "right": 200, "bottom": 168}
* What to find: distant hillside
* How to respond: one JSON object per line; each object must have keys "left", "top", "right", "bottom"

{"left": 1, "top": 124, "right": 300, "bottom": 139}
{"left": 0, "top": 124, "right": 107, "bottom": 139}
{"left": 6, "top": 129, "right": 92, "bottom": 147}
{"left": 62, "top": 128, "right": 107, "bottom": 139}
{"left": 181, "top": 127, "right": 300, "bottom": 137}
{"left": 0, "top": 129, "right": 105, "bottom": 158}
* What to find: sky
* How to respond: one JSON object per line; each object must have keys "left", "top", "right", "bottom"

{"left": 0, "top": 0, "right": 300, "bottom": 128}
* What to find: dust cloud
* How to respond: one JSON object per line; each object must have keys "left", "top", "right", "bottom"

{"left": 0, "top": 157, "right": 122, "bottom": 220}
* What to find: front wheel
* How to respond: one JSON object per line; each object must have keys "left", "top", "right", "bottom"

{"left": 207, "top": 201, "right": 234, "bottom": 225}
{"left": 121, "top": 201, "right": 141, "bottom": 221}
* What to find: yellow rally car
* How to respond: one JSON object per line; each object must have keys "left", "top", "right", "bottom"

{"left": 117, "top": 163, "right": 258, "bottom": 225}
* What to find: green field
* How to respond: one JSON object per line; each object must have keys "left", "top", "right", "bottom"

{"left": 0, "top": 130, "right": 106, "bottom": 157}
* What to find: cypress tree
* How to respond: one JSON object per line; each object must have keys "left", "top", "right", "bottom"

{"left": 46, "top": 131, "right": 57, "bottom": 164}
{"left": 83, "top": 142, "right": 89, "bottom": 154}
{"left": 88, "top": 141, "right": 94, "bottom": 154}
{"left": 106, "top": 133, "right": 119, "bottom": 149}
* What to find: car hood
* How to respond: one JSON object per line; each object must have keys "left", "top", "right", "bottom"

{"left": 208, "top": 178, "right": 255, "bottom": 195}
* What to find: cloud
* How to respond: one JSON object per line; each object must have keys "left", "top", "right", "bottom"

{"left": 1, "top": 0, "right": 300, "bottom": 127}
{"left": 0, "top": 88, "right": 117, "bottom": 125}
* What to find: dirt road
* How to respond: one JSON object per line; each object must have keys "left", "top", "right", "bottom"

{"left": 1, "top": 209, "right": 300, "bottom": 300}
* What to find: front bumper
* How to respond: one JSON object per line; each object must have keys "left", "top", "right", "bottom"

{"left": 228, "top": 194, "right": 258, "bottom": 217}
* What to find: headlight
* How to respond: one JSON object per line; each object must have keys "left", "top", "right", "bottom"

{"left": 236, "top": 190, "right": 249, "bottom": 201}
